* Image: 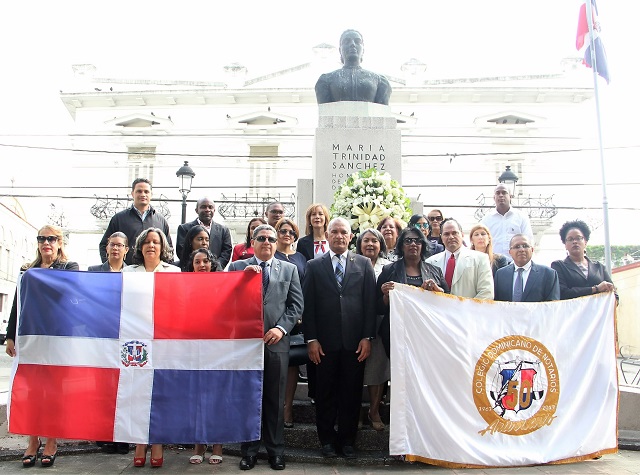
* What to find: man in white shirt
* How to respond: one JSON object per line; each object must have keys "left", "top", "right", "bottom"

{"left": 481, "top": 184, "right": 533, "bottom": 260}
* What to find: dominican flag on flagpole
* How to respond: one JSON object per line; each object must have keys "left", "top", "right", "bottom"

{"left": 576, "top": 0, "right": 610, "bottom": 83}
{"left": 7, "top": 269, "right": 264, "bottom": 444}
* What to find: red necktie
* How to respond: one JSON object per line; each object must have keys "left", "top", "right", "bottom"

{"left": 445, "top": 253, "right": 456, "bottom": 289}
{"left": 314, "top": 241, "right": 326, "bottom": 253}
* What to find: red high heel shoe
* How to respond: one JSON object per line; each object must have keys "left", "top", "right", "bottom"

{"left": 150, "top": 445, "right": 163, "bottom": 468}
{"left": 133, "top": 445, "right": 148, "bottom": 468}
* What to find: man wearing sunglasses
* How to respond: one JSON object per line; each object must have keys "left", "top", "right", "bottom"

{"left": 480, "top": 184, "right": 533, "bottom": 261}
{"left": 494, "top": 234, "right": 559, "bottom": 302}
{"left": 228, "top": 224, "right": 303, "bottom": 471}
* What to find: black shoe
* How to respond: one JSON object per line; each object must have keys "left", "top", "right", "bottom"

{"left": 40, "top": 452, "right": 57, "bottom": 467}
{"left": 116, "top": 443, "right": 130, "bottom": 454}
{"left": 340, "top": 445, "right": 357, "bottom": 459}
{"left": 321, "top": 444, "right": 337, "bottom": 458}
{"left": 284, "top": 421, "right": 294, "bottom": 429}
{"left": 100, "top": 442, "right": 116, "bottom": 454}
{"left": 268, "top": 455, "right": 285, "bottom": 470}
{"left": 239, "top": 455, "right": 257, "bottom": 470}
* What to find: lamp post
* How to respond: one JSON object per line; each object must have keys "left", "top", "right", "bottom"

{"left": 498, "top": 165, "right": 519, "bottom": 196}
{"left": 176, "top": 161, "right": 195, "bottom": 224}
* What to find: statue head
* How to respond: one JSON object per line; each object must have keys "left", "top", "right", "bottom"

{"left": 339, "top": 29, "right": 364, "bottom": 66}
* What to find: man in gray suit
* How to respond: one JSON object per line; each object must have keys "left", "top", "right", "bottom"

{"left": 228, "top": 224, "right": 303, "bottom": 471}
{"left": 494, "top": 234, "right": 560, "bottom": 302}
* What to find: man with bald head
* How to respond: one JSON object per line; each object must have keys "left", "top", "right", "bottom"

{"left": 176, "top": 197, "right": 232, "bottom": 268}
{"left": 426, "top": 219, "right": 493, "bottom": 299}
{"left": 303, "top": 217, "right": 376, "bottom": 460}
{"left": 480, "top": 184, "right": 533, "bottom": 260}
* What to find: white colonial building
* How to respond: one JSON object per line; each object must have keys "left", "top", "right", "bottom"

{"left": 12, "top": 43, "right": 622, "bottom": 270}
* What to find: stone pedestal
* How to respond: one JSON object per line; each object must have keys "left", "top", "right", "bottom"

{"left": 313, "top": 102, "right": 401, "bottom": 207}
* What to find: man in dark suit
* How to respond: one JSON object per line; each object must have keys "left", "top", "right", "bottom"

{"left": 495, "top": 234, "right": 560, "bottom": 302}
{"left": 228, "top": 224, "right": 303, "bottom": 471}
{"left": 303, "top": 217, "right": 376, "bottom": 460}
{"left": 175, "top": 197, "right": 232, "bottom": 268}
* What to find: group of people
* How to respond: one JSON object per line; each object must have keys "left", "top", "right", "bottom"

{"left": 5, "top": 178, "right": 617, "bottom": 470}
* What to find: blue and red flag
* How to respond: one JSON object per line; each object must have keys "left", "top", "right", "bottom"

{"left": 576, "top": 0, "right": 610, "bottom": 83}
{"left": 7, "top": 268, "right": 264, "bottom": 444}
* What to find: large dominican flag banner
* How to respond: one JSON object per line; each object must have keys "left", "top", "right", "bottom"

{"left": 7, "top": 268, "right": 264, "bottom": 444}
{"left": 576, "top": 0, "right": 610, "bottom": 84}
{"left": 389, "top": 285, "right": 618, "bottom": 468}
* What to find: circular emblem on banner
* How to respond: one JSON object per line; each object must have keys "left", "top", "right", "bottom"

{"left": 473, "top": 335, "right": 559, "bottom": 436}
{"left": 121, "top": 340, "right": 149, "bottom": 367}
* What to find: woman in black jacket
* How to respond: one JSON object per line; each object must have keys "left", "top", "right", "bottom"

{"left": 550, "top": 220, "right": 617, "bottom": 301}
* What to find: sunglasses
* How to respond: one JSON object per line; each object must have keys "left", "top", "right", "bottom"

{"left": 413, "top": 223, "right": 429, "bottom": 229}
{"left": 37, "top": 235, "right": 59, "bottom": 244}
{"left": 255, "top": 235, "right": 277, "bottom": 243}
{"left": 278, "top": 229, "right": 297, "bottom": 237}
{"left": 404, "top": 238, "right": 423, "bottom": 245}
{"left": 428, "top": 216, "right": 444, "bottom": 222}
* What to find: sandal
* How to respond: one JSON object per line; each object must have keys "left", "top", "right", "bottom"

{"left": 209, "top": 454, "right": 223, "bottom": 465}
{"left": 40, "top": 452, "right": 57, "bottom": 468}
{"left": 22, "top": 439, "right": 42, "bottom": 467}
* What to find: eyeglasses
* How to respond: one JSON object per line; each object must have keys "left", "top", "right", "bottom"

{"left": 255, "top": 235, "right": 277, "bottom": 243}
{"left": 413, "top": 223, "right": 429, "bottom": 229}
{"left": 566, "top": 236, "right": 585, "bottom": 243}
{"left": 268, "top": 209, "right": 284, "bottom": 215}
{"left": 278, "top": 229, "right": 296, "bottom": 237}
{"left": 108, "top": 243, "right": 126, "bottom": 249}
{"left": 428, "top": 216, "right": 443, "bottom": 222}
{"left": 37, "top": 236, "right": 59, "bottom": 244}
{"left": 510, "top": 244, "right": 531, "bottom": 250}
{"left": 404, "top": 238, "right": 423, "bottom": 245}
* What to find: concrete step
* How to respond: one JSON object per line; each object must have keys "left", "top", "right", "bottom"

{"left": 283, "top": 423, "right": 389, "bottom": 451}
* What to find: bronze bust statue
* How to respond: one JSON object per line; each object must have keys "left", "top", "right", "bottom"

{"left": 315, "top": 29, "right": 391, "bottom": 105}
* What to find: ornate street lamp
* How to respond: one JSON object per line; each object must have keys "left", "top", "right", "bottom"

{"left": 176, "top": 161, "right": 195, "bottom": 224}
{"left": 498, "top": 165, "right": 519, "bottom": 196}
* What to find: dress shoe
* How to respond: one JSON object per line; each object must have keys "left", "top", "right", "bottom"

{"left": 239, "top": 455, "right": 257, "bottom": 470}
{"left": 116, "top": 443, "right": 130, "bottom": 454}
{"left": 268, "top": 455, "right": 285, "bottom": 470}
{"left": 341, "top": 445, "right": 357, "bottom": 459}
{"left": 321, "top": 444, "right": 337, "bottom": 458}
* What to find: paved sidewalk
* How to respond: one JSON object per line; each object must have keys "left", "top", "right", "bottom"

{"left": 0, "top": 449, "right": 638, "bottom": 474}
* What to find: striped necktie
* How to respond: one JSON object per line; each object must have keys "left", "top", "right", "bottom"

{"left": 260, "top": 261, "right": 270, "bottom": 295}
{"left": 335, "top": 255, "right": 344, "bottom": 287}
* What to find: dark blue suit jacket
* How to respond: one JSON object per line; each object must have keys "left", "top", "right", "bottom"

{"left": 494, "top": 262, "right": 560, "bottom": 302}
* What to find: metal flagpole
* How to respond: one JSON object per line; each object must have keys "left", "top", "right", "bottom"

{"left": 585, "top": 0, "right": 612, "bottom": 274}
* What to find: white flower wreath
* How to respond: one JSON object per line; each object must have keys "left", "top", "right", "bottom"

{"left": 330, "top": 169, "right": 413, "bottom": 248}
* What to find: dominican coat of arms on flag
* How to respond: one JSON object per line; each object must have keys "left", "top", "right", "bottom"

{"left": 8, "top": 268, "right": 264, "bottom": 445}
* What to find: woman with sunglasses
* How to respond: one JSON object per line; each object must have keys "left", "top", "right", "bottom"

{"left": 426, "top": 209, "right": 444, "bottom": 247}
{"left": 274, "top": 218, "right": 307, "bottom": 429}
{"left": 409, "top": 214, "right": 444, "bottom": 256}
{"left": 232, "top": 218, "right": 267, "bottom": 262}
{"left": 6, "top": 225, "right": 79, "bottom": 468}
{"left": 377, "top": 227, "right": 449, "bottom": 358}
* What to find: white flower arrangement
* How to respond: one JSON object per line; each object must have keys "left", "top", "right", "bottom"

{"left": 330, "top": 169, "right": 413, "bottom": 247}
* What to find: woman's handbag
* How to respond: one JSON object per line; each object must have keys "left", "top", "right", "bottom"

{"left": 288, "top": 333, "right": 311, "bottom": 367}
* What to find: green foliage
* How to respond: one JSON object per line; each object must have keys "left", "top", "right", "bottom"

{"left": 586, "top": 245, "right": 640, "bottom": 267}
